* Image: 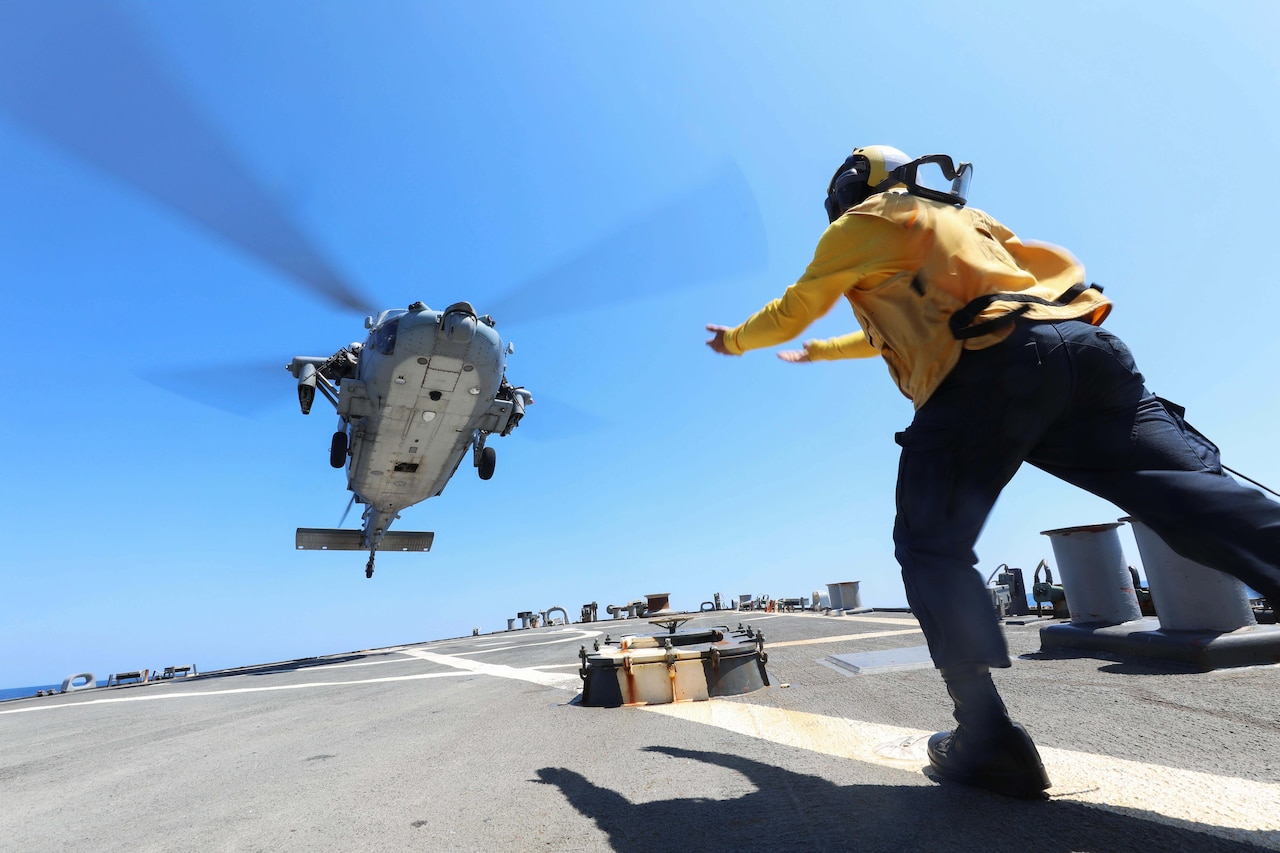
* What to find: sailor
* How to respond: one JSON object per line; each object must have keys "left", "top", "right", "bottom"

{"left": 705, "top": 145, "right": 1280, "bottom": 798}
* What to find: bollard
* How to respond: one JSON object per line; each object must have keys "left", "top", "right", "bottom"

{"left": 60, "top": 673, "right": 96, "bottom": 693}
{"left": 645, "top": 593, "right": 671, "bottom": 614}
{"left": 1122, "top": 517, "right": 1256, "bottom": 632}
{"left": 832, "top": 581, "right": 864, "bottom": 612}
{"left": 507, "top": 618, "right": 517, "bottom": 631}
{"left": 1041, "top": 523, "right": 1141, "bottom": 625}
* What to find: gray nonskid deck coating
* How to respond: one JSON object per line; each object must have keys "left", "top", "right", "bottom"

{"left": 2, "top": 610, "right": 1277, "bottom": 852}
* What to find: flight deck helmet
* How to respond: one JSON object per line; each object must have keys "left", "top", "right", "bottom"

{"left": 824, "top": 145, "right": 913, "bottom": 223}
{"left": 824, "top": 145, "right": 973, "bottom": 222}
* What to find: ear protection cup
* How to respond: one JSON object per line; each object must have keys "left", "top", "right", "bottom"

{"left": 825, "top": 156, "right": 870, "bottom": 222}
{"left": 825, "top": 147, "right": 971, "bottom": 221}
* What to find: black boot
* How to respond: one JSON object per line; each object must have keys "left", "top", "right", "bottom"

{"left": 926, "top": 666, "right": 1051, "bottom": 799}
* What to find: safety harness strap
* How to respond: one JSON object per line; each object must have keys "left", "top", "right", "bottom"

{"left": 949, "top": 281, "right": 1100, "bottom": 340}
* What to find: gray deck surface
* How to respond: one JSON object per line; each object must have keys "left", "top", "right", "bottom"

{"left": 2, "top": 610, "right": 1277, "bottom": 852}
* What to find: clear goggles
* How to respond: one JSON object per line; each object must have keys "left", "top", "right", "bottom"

{"left": 887, "top": 154, "right": 973, "bottom": 206}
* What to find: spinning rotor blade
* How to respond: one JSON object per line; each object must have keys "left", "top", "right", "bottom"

{"left": 511, "top": 395, "right": 610, "bottom": 441}
{"left": 0, "top": 4, "right": 375, "bottom": 314}
{"left": 140, "top": 359, "right": 290, "bottom": 417}
{"left": 338, "top": 495, "right": 357, "bottom": 528}
{"left": 488, "top": 162, "right": 768, "bottom": 324}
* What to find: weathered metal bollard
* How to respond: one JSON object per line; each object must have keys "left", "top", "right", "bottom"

{"left": 830, "top": 581, "right": 864, "bottom": 613}
{"left": 1122, "top": 517, "right": 1256, "bottom": 632}
{"left": 60, "top": 673, "right": 96, "bottom": 693}
{"left": 645, "top": 593, "right": 671, "bottom": 614}
{"left": 1041, "top": 523, "right": 1141, "bottom": 625}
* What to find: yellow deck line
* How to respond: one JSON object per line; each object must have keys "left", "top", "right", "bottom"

{"left": 644, "top": 700, "right": 1280, "bottom": 849}
{"left": 768, "top": 627, "right": 924, "bottom": 648}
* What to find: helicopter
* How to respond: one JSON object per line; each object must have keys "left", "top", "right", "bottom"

{"left": 287, "top": 301, "right": 533, "bottom": 577}
{"left": 0, "top": 5, "right": 767, "bottom": 579}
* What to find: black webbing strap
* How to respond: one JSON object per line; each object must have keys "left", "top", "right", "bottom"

{"left": 949, "top": 281, "right": 1099, "bottom": 340}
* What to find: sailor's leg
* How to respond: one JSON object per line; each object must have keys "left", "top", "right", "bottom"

{"left": 926, "top": 666, "right": 1051, "bottom": 798}
{"left": 894, "top": 322, "right": 1070, "bottom": 670}
{"left": 893, "top": 427, "right": 1015, "bottom": 670}
{"left": 1026, "top": 322, "right": 1280, "bottom": 604}
{"left": 893, "top": 322, "right": 1072, "bottom": 797}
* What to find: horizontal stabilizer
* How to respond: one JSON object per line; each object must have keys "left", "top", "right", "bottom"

{"left": 378, "top": 531, "right": 436, "bottom": 552}
{"left": 295, "top": 529, "right": 435, "bottom": 552}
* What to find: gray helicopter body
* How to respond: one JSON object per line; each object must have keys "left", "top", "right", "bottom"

{"left": 288, "top": 301, "right": 530, "bottom": 577}
{"left": 0, "top": 5, "right": 763, "bottom": 580}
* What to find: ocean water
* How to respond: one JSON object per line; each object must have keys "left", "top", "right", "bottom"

{"left": 0, "top": 681, "right": 105, "bottom": 702}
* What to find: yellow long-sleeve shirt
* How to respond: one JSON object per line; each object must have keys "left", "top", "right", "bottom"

{"left": 722, "top": 191, "right": 1111, "bottom": 408}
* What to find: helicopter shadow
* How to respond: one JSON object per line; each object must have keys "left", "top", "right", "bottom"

{"left": 534, "top": 746, "right": 1269, "bottom": 853}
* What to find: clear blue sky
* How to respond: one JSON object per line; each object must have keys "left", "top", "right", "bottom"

{"left": 2, "top": 1, "right": 1278, "bottom": 688}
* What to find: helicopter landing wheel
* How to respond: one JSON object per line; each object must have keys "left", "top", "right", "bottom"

{"left": 365, "top": 555, "right": 375, "bottom": 579}
{"left": 478, "top": 445, "right": 496, "bottom": 480}
{"left": 330, "top": 431, "right": 349, "bottom": 468}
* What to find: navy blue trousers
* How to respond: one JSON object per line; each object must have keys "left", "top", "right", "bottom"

{"left": 893, "top": 319, "right": 1280, "bottom": 669}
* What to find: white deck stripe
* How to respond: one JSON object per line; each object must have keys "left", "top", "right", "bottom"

{"left": 401, "top": 649, "right": 580, "bottom": 688}
{"left": 420, "top": 628, "right": 601, "bottom": 656}
{"left": 643, "top": 700, "right": 1280, "bottom": 849}
{"left": 297, "top": 656, "right": 416, "bottom": 670}
{"left": 0, "top": 671, "right": 470, "bottom": 715}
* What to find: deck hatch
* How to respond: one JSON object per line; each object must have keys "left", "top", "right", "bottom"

{"left": 578, "top": 621, "right": 769, "bottom": 707}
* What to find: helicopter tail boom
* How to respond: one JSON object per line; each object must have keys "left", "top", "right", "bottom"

{"left": 295, "top": 528, "right": 435, "bottom": 552}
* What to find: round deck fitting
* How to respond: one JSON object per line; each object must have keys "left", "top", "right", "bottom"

{"left": 578, "top": 623, "right": 770, "bottom": 708}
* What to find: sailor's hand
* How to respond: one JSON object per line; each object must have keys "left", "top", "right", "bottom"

{"left": 705, "top": 324, "right": 738, "bottom": 356}
{"left": 777, "top": 341, "right": 815, "bottom": 363}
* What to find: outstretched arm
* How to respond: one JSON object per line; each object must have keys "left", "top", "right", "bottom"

{"left": 777, "top": 330, "right": 878, "bottom": 363}
{"left": 705, "top": 324, "right": 739, "bottom": 356}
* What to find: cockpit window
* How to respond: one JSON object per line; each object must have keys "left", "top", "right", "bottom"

{"left": 371, "top": 317, "right": 400, "bottom": 355}
{"left": 373, "top": 308, "right": 408, "bottom": 327}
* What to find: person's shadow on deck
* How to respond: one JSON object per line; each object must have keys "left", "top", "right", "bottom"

{"left": 536, "top": 745, "right": 1269, "bottom": 853}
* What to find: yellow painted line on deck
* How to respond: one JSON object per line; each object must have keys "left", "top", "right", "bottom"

{"left": 643, "top": 700, "right": 1280, "bottom": 849}
{"left": 836, "top": 615, "right": 922, "bottom": 627}
{"left": 768, "top": 627, "right": 924, "bottom": 648}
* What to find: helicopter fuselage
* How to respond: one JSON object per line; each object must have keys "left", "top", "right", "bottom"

{"left": 289, "top": 301, "right": 528, "bottom": 575}
{"left": 348, "top": 305, "right": 504, "bottom": 512}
